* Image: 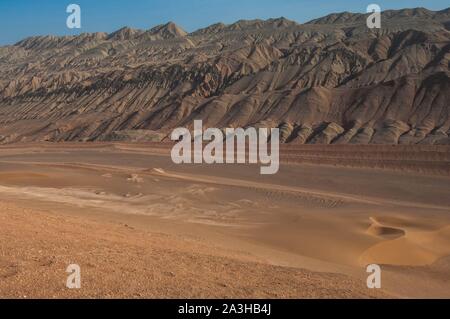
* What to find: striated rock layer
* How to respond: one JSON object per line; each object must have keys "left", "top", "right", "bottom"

{"left": 0, "top": 8, "right": 449, "bottom": 144}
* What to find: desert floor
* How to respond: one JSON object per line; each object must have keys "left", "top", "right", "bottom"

{"left": 0, "top": 143, "right": 449, "bottom": 298}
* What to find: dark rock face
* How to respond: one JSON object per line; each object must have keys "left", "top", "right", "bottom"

{"left": 0, "top": 8, "right": 449, "bottom": 144}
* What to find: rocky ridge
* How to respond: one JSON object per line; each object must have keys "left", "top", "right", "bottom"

{"left": 0, "top": 8, "right": 449, "bottom": 144}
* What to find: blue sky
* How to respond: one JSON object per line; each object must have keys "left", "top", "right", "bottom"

{"left": 0, "top": 0, "right": 448, "bottom": 45}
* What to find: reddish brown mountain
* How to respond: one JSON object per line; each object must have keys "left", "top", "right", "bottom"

{"left": 0, "top": 8, "right": 449, "bottom": 144}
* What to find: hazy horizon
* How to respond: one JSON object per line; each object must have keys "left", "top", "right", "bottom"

{"left": 0, "top": 0, "right": 449, "bottom": 45}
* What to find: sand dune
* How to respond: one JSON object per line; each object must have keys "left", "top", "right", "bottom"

{"left": 0, "top": 143, "right": 449, "bottom": 298}
{"left": 1, "top": 202, "right": 389, "bottom": 299}
{"left": 361, "top": 225, "right": 450, "bottom": 267}
{"left": 366, "top": 217, "right": 406, "bottom": 239}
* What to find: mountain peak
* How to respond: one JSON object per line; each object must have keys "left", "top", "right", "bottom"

{"left": 306, "top": 11, "right": 362, "bottom": 25}
{"left": 227, "top": 19, "right": 265, "bottom": 31}
{"left": 266, "top": 17, "right": 298, "bottom": 28}
{"left": 107, "top": 27, "right": 144, "bottom": 40}
{"left": 148, "top": 22, "right": 187, "bottom": 39}
{"left": 306, "top": 7, "right": 449, "bottom": 25}
{"left": 192, "top": 18, "right": 296, "bottom": 35}
{"left": 383, "top": 7, "right": 433, "bottom": 18}
{"left": 225, "top": 17, "right": 297, "bottom": 31}
{"left": 191, "top": 23, "right": 226, "bottom": 36}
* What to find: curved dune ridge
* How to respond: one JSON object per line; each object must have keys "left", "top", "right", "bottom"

{"left": 361, "top": 217, "right": 450, "bottom": 267}
{"left": 366, "top": 217, "right": 406, "bottom": 239}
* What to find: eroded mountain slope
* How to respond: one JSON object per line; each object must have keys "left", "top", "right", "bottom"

{"left": 0, "top": 8, "right": 449, "bottom": 144}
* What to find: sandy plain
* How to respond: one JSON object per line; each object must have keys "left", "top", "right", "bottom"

{"left": 0, "top": 143, "right": 449, "bottom": 298}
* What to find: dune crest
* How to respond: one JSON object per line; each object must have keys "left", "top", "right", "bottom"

{"left": 366, "top": 217, "right": 406, "bottom": 239}
{"left": 361, "top": 225, "right": 450, "bottom": 266}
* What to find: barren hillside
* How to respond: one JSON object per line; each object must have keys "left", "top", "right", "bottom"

{"left": 0, "top": 8, "right": 449, "bottom": 144}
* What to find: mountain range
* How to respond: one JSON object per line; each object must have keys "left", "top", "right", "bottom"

{"left": 0, "top": 7, "right": 449, "bottom": 145}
